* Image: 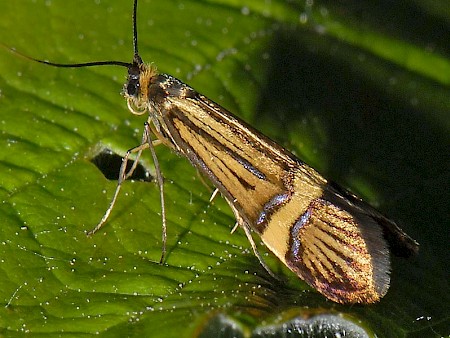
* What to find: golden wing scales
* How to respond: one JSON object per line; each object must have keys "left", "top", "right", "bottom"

{"left": 286, "top": 197, "right": 390, "bottom": 303}
{"left": 136, "top": 67, "right": 418, "bottom": 303}
{"left": 152, "top": 88, "right": 390, "bottom": 303}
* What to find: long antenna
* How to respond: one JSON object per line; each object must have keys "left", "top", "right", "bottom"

{"left": 25, "top": 57, "right": 131, "bottom": 69}
{"left": 133, "top": 0, "right": 139, "bottom": 57}
{"left": 132, "top": 0, "right": 143, "bottom": 65}
{"left": 7, "top": 1, "right": 143, "bottom": 69}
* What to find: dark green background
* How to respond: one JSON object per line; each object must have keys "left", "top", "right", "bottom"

{"left": 0, "top": 0, "right": 448, "bottom": 337}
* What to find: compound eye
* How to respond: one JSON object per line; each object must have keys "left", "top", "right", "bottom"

{"left": 127, "top": 81, "right": 139, "bottom": 96}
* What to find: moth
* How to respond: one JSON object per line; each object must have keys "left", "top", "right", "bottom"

{"left": 25, "top": 0, "right": 418, "bottom": 304}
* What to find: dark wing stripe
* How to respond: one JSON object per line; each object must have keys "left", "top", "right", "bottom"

{"left": 304, "top": 223, "right": 348, "bottom": 282}
{"left": 171, "top": 111, "right": 258, "bottom": 191}
{"left": 196, "top": 95, "right": 297, "bottom": 168}
{"left": 162, "top": 103, "right": 285, "bottom": 223}
{"left": 255, "top": 193, "right": 291, "bottom": 233}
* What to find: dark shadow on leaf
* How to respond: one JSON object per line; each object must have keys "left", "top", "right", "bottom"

{"left": 319, "top": 0, "right": 450, "bottom": 56}
{"left": 90, "top": 148, "right": 152, "bottom": 182}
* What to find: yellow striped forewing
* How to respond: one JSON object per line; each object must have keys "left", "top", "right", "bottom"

{"left": 124, "top": 56, "right": 418, "bottom": 303}
{"left": 24, "top": 0, "right": 419, "bottom": 304}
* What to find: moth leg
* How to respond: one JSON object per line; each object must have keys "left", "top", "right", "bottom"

{"left": 230, "top": 222, "right": 239, "bottom": 234}
{"left": 209, "top": 188, "right": 220, "bottom": 203}
{"left": 241, "top": 223, "right": 280, "bottom": 281}
{"left": 87, "top": 126, "right": 160, "bottom": 236}
{"left": 87, "top": 140, "right": 150, "bottom": 236}
{"left": 225, "top": 201, "right": 279, "bottom": 280}
{"left": 124, "top": 138, "right": 162, "bottom": 180}
{"left": 143, "top": 122, "right": 167, "bottom": 264}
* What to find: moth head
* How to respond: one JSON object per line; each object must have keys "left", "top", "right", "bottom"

{"left": 123, "top": 54, "right": 154, "bottom": 116}
{"left": 126, "top": 65, "right": 141, "bottom": 97}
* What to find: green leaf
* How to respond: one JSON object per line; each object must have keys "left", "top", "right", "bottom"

{"left": 0, "top": 0, "right": 448, "bottom": 337}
